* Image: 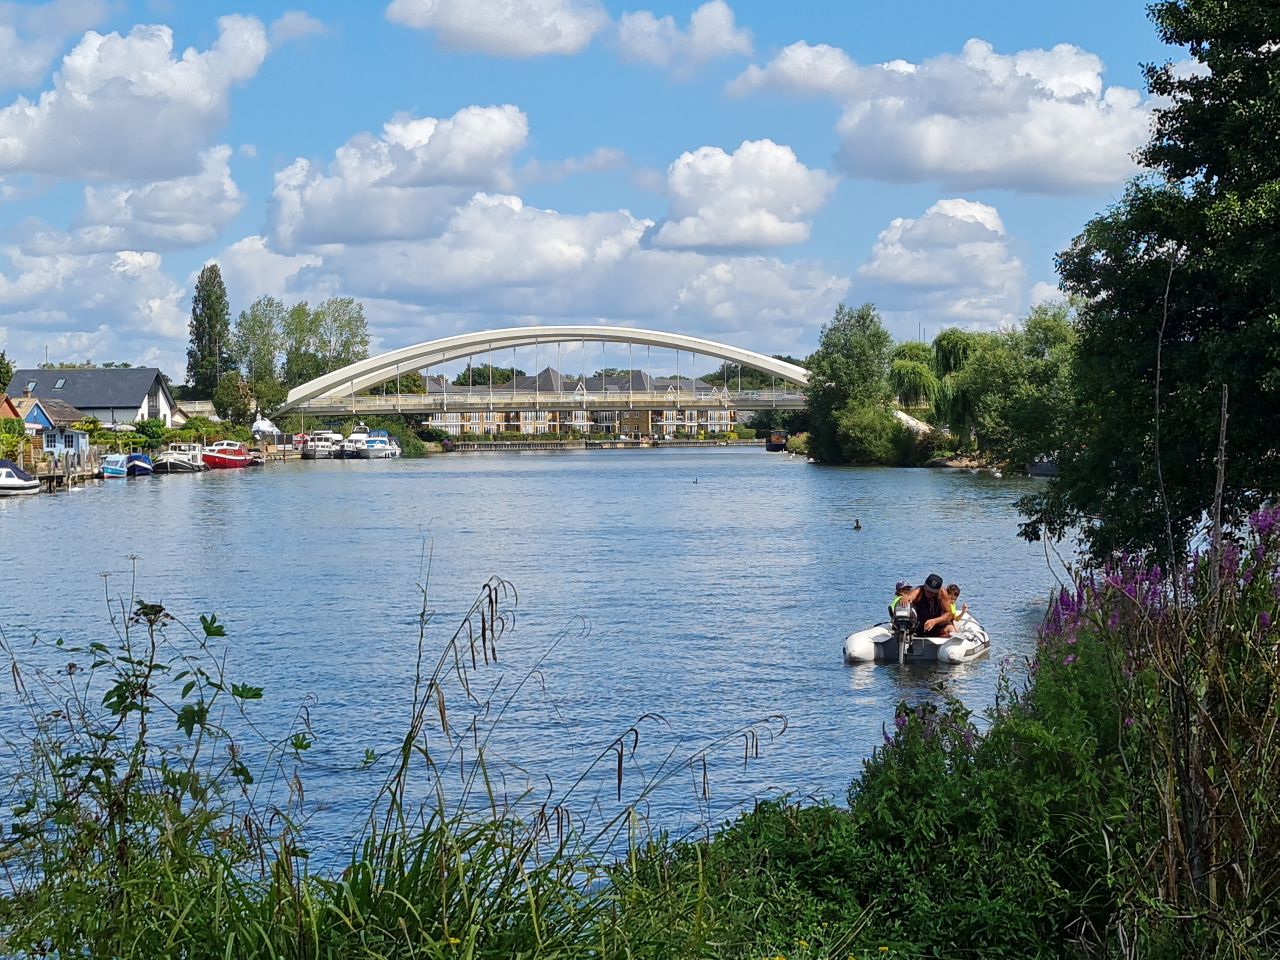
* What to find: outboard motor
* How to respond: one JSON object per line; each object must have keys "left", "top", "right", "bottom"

{"left": 891, "top": 600, "right": 917, "bottom": 665}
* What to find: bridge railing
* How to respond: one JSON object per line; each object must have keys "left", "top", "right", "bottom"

{"left": 289, "top": 388, "right": 805, "bottom": 412}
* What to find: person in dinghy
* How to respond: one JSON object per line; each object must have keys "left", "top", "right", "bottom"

{"left": 899, "top": 573, "right": 955, "bottom": 637}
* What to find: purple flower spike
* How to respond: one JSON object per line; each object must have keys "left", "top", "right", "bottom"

{"left": 1124, "top": 716, "right": 1135, "bottom": 728}
{"left": 1062, "top": 654, "right": 1077, "bottom": 666}
{"left": 894, "top": 714, "right": 908, "bottom": 730}
{"left": 1261, "top": 612, "right": 1272, "bottom": 630}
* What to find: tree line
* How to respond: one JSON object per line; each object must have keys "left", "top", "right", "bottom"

{"left": 185, "top": 263, "right": 371, "bottom": 422}
{"left": 800, "top": 0, "right": 1277, "bottom": 568}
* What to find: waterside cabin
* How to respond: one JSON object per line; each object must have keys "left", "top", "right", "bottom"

{"left": 12, "top": 395, "right": 90, "bottom": 458}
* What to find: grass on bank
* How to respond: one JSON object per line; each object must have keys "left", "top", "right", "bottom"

{"left": 2, "top": 515, "right": 1279, "bottom": 958}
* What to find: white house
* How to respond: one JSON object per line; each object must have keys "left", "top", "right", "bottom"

{"left": 6, "top": 368, "right": 178, "bottom": 428}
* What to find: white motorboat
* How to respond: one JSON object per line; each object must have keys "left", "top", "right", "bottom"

{"left": 302, "top": 431, "right": 341, "bottom": 460}
{"left": 844, "top": 600, "right": 990, "bottom": 665}
{"left": 0, "top": 459, "right": 40, "bottom": 496}
{"left": 360, "top": 429, "right": 395, "bottom": 459}
{"left": 153, "top": 443, "right": 208, "bottom": 473}
{"left": 341, "top": 423, "right": 370, "bottom": 458}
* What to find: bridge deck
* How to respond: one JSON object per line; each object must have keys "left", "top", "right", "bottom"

{"left": 288, "top": 389, "right": 806, "bottom": 415}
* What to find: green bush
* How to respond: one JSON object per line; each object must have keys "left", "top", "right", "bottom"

{"left": 834, "top": 400, "right": 894, "bottom": 464}
{"left": 735, "top": 426, "right": 756, "bottom": 440}
{"left": 784, "top": 431, "right": 808, "bottom": 455}
{"left": 889, "top": 421, "right": 933, "bottom": 466}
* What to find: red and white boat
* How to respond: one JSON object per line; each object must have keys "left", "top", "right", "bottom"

{"left": 202, "top": 440, "right": 258, "bottom": 469}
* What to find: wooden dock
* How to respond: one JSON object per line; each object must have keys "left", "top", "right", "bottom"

{"left": 33, "top": 455, "right": 102, "bottom": 492}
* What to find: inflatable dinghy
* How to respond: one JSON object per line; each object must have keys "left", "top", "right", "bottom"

{"left": 844, "top": 601, "right": 990, "bottom": 665}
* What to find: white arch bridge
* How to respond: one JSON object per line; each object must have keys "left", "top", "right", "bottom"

{"left": 278, "top": 325, "right": 809, "bottom": 418}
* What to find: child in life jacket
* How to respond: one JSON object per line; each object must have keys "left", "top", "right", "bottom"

{"left": 946, "top": 583, "right": 969, "bottom": 621}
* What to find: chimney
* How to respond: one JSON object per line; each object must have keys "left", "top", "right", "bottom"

{"left": 22, "top": 388, "right": 32, "bottom": 398}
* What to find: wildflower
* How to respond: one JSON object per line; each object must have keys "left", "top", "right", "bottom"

{"left": 894, "top": 714, "right": 907, "bottom": 730}
{"left": 1062, "top": 654, "right": 1077, "bottom": 666}
{"left": 1124, "top": 716, "right": 1135, "bottom": 728}
{"left": 1261, "top": 612, "right": 1272, "bottom": 630}
{"left": 449, "top": 937, "right": 461, "bottom": 945}
{"left": 962, "top": 728, "right": 976, "bottom": 749}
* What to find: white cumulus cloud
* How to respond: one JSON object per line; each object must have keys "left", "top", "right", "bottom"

{"left": 0, "top": 245, "right": 187, "bottom": 369}
{"left": 270, "top": 10, "right": 326, "bottom": 44}
{"left": 385, "top": 0, "right": 607, "bottom": 57}
{"left": 213, "top": 235, "right": 324, "bottom": 307}
{"left": 0, "top": 0, "right": 110, "bottom": 90}
{"left": 24, "top": 146, "right": 245, "bottom": 254}
{"left": 652, "top": 139, "right": 834, "bottom": 251}
{"left": 857, "top": 198, "right": 1026, "bottom": 329}
{"left": 732, "top": 38, "right": 1150, "bottom": 194}
{"left": 617, "top": 0, "right": 751, "bottom": 72}
{"left": 0, "top": 14, "right": 270, "bottom": 181}
{"left": 270, "top": 105, "right": 530, "bottom": 250}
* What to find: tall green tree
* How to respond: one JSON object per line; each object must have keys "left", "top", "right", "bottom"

{"left": 313, "top": 297, "right": 370, "bottom": 373}
{"left": 1021, "top": 2, "right": 1280, "bottom": 560}
{"left": 234, "top": 296, "right": 285, "bottom": 410}
{"left": 804, "top": 303, "right": 894, "bottom": 463}
{"left": 0, "top": 350, "right": 13, "bottom": 391}
{"left": 281, "top": 301, "right": 323, "bottom": 388}
{"left": 186, "top": 264, "right": 234, "bottom": 398}
{"left": 212, "top": 371, "right": 253, "bottom": 425}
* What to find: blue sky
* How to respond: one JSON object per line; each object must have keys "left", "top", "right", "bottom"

{"left": 0, "top": 0, "right": 1179, "bottom": 377}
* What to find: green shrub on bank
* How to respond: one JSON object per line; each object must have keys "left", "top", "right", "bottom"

{"left": 610, "top": 516, "right": 1280, "bottom": 958}
{"left": 784, "top": 431, "right": 808, "bottom": 455}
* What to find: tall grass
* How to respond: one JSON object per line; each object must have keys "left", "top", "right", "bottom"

{"left": 0, "top": 564, "right": 783, "bottom": 959}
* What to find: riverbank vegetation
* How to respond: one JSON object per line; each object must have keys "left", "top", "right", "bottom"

{"left": 798, "top": 298, "right": 1074, "bottom": 471}
{"left": 5, "top": 507, "right": 1277, "bottom": 957}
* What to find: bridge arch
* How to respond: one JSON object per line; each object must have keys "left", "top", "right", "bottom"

{"left": 279, "top": 325, "right": 809, "bottom": 412}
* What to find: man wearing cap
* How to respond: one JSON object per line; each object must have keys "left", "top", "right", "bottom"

{"left": 901, "top": 574, "right": 955, "bottom": 637}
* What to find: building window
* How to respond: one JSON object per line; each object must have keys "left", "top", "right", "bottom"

{"left": 54, "top": 378, "right": 66, "bottom": 389}
{"left": 25, "top": 381, "right": 36, "bottom": 391}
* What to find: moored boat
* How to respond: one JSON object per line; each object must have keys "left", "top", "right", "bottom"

{"left": 153, "top": 443, "right": 208, "bottom": 473}
{"left": 125, "top": 453, "right": 154, "bottom": 477}
{"left": 302, "top": 430, "right": 341, "bottom": 460}
{"left": 765, "top": 429, "right": 789, "bottom": 452}
{"left": 843, "top": 601, "right": 990, "bottom": 665}
{"left": 102, "top": 453, "right": 128, "bottom": 478}
{"left": 360, "top": 429, "right": 394, "bottom": 459}
{"left": 202, "top": 440, "right": 255, "bottom": 469}
{"left": 0, "top": 459, "right": 40, "bottom": 496}
{"left": 341, "top": 423, "right": 370, "bottom": 459}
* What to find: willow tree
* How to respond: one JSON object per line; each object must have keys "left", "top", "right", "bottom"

{"left": 888, "top": 358, "right": 939, "bottom": 409}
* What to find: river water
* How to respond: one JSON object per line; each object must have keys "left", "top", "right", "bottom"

{"left": 0, "top": 448, "right": 1064, "bottom": 858}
